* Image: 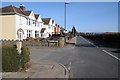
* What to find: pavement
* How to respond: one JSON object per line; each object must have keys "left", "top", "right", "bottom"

{"left": 2, "top": 59, "right": 69, "bottom": 79}
{"left": 66, "top": 37, "right": 76, "bottom": 44}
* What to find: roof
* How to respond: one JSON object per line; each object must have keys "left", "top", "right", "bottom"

{"left": 42, "top": 18, "right": 51, "bottom": 25}
{"left": 0, "top": 5, "right": 32, "bottom": 16}
{"left": 40, "top": 28, "right": 46, "bottom": 33}
{"left": 34, "top": 14, "right": 39, "bottom": 19}
{"left": 22, "top": 11, "right": 32, "bottom": 16}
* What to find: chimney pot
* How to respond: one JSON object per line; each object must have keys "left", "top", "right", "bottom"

{"left": 19, "top": 4, "right": 25, "bottom": 11}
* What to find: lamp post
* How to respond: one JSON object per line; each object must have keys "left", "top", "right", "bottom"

{"left": 59, "top": 2, "right": 70, "bottom": 47}
{"left": 64, "top": 2, "right": 70, "bottom": 32}
{"left": 64, "top": 2, "right": 70, "bottom": 44}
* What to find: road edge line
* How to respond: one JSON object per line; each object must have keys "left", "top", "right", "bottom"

{"left": 102, "top": 50, "right": 120, "bottom": 61}
{"left": 79, "top": 36, "right": 97, "bottom": 47}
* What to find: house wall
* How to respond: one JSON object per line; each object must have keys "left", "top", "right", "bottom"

{"left": 16, "top": 15, "right": 27, "bottom": 39}
{"left": 0, "top": 15, "right": 16, "bottom": 40}
{"left": 49, "top": 19, "right": 55, "bottom": 34}
{"left": 42, "top": 19, "right": 55, "bottom": 37}
{"left": 41, "top": 25, "right": 49, "bottom": 38}
{"left": 0, "top": 10, "right": 56, "bottom": 40}
{"left": 16, "top": 13, "right": 42, "bottom": 39}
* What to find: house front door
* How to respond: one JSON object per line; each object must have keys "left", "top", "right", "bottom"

{"left": 17, "top": 28, "right": 24, "bottom": 41}
{"left": 18, "top": 32, "right": 23, "bottom": 41}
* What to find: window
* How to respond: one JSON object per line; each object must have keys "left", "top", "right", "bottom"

{"left": 48, "top": 25, "right": 51, "bottom": 29}
{"left": 41, "top": 33, "right": 43, "bottom": 37}
{"left": 26, "top": 18, "right": 28, "bottom": 25}
{"left": 35, "top": 31, "right": 39, "bottom": 37}
{"left": 41, "top": 22, "right": 42, "bottom": 27}
{"left": 33, "top": 20, "right": 35, "bottom": 24}
{"left": 28, "top": 19, "right": 30, "bottom": 25}
{"left": 35, "top": 21, "right": 37, "bottom": 26}
{"left": 27, "top": 30, "right": 32, "bottom": 37}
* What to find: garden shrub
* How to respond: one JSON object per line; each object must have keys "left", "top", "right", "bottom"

{"left": 20, "top": 44, "right": 30, "bottom": 69}
{"left": 2, "top": 43, "right": 30, "bottom": 72}
{"left": 2, "top": 44, "right": 19, "bottom": 72}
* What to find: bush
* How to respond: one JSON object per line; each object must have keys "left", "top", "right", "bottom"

{"left": 20, "top": 44, "right": 30, "bottom": 69}
{"left": 2, "top": 43, "right": 30, "bottom": 72}
{"left": 2, "top": 44, "right": 19, "bottom": 72}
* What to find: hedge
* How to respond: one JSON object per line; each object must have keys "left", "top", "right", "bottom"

{"left": 2, "top": 43, "right": 30, "bottom": 72}
{"left": 81, "top": 33, "right": 120, "bottom": 47}
{"left": 2, "top": 44, "right": 19, "bottom": 72}
{"left": 19, "top": 44, "right": 30, "bottom": 69}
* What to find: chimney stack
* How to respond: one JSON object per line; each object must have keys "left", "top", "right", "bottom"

{"left": 19, "top": 4, "right": 25, "bottom": 11}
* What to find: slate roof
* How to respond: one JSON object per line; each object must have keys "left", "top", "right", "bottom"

{"left": 42, "top": 18, "right": 51, "bottom": 25}
{"left": 22, "top": 11, "right": 32, "bottom": 16}
{"left": 34, "top": 14, "right": 39, "bottom": 19}
{"left": 0, "top": 5, "right": 32, "bottom": 16}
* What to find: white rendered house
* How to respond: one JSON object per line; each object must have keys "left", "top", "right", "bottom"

{"left": 0, "top": 4, "right": 43, "bottom": 40}
{"left": 41, "top": 18, "right": 55, "bottom": 38}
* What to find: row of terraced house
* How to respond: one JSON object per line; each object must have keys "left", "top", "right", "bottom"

{"left": 0, "top": 4, "right": 63, "bottom": 41}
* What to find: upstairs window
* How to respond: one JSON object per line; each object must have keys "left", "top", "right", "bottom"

{"left": 28, "top": 19, "right": 30, "bottom": 25}
{"left": 35, "top": 21, "right": 37, "bottom": 26}
{"left": 26, "top": 18, "right": 28, "bottom": 25}
{"left": 41, "top": 22, "right": 42, "bottom": 27}
{"left": 33, "top": 20, "right": 35, "bottom": 24}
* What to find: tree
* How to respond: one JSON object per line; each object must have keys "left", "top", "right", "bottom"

{"left": 71, "top": 26, "right": 77, "bottom": 37}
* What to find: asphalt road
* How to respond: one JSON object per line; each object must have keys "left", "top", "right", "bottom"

{"left": 29, "top": 36, "right": 119, "bottom": 78}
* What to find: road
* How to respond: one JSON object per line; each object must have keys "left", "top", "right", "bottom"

{"left": 29, "top": 36, "right": 119, "bottom": 78}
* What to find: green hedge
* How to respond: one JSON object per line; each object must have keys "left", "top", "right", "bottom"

{"left": 81, "top": 33, "right": 120, "bottom": 47}
{"left": 20, "top": 44, "right": 30, "bottom": 69}
{"left": 2, "top": 43, "right": 30, "bottom": 72}
{"left": 2, "top": 44, "right": 19, "bottom": 72}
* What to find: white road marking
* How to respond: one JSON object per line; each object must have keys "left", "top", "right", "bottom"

{"left": 68, "top": 57, "right": 71, "bottom": 70}
{"left": 102, "top": 50, "right": 120, "bottom": 61}
{"left": 68, "top": 61, "right": 71, "bottom": 75}
{"left": 79, "top": 36, "right": 96, "bottom": 47}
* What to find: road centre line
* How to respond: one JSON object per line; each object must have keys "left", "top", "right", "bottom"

{"left": 102, "top": 50, "right": 120, "bottom": 61}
